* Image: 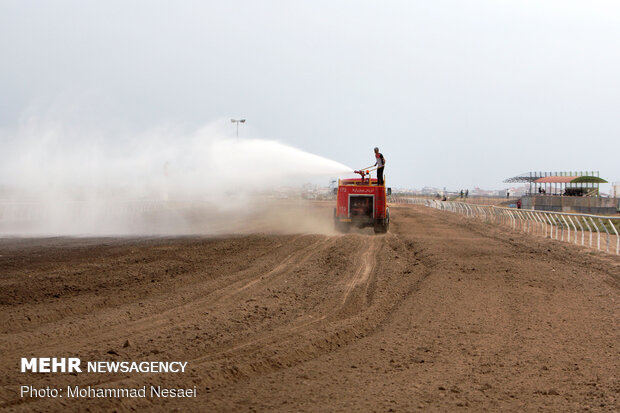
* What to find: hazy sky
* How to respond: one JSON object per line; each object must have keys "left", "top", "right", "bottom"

{"left": 1, "top": 0, "right": 619, "bottom": 190}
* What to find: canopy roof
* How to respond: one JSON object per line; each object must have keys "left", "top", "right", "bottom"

{"left": 534, "top": 176, "right": 607, "bottom": 184}
{"left": 571, "top": 176, "right": 608, "bottom": 184}
{"left": 503, "top": 173, "right": 538, "bottom": 183}
{"left": 504, "top": 171, "right": 606, "bottom": 184}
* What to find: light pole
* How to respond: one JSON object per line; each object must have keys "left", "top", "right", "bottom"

{"left": 231, "top": 118, "right": 246, "bottom": 138}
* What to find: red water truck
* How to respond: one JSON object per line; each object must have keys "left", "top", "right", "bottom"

{"left": 334, "top": 169, "right": 390, "bottom": 234}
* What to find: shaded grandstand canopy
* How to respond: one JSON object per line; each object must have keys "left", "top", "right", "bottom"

{"left": 534, "top": 176, "right": 608, "bottom": 184}
{"left": 503, "top": 171, "right": 605, "bottom": 184}
{"left": 571, "top": 176, "right": 608, "bottom": 184}
{"left": 503, "top": 171, "right": 607, "bottom": 197}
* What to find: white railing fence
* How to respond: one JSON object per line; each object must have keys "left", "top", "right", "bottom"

{"left": 389, "top": 197, "right": 620, "bottom": 256}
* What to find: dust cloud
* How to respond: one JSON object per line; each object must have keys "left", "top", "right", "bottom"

{"left": 0, "top": 116, "right": 352, "bottom": 236}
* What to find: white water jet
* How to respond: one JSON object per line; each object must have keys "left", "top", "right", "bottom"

{"left": 0, "top": 116, "right": 353, "bottom": 235}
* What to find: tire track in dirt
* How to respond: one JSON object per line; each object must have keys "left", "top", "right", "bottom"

{"left": 341, "top": 237, "right": 380, "bottom": 306}
{"left": 182, "top": 204, "right": 618, "bottom": 412}
{"left": 189, "top": 235, "right": 383, "bottom": 366}
{"left": 0, "top": 235, "right": 348, "bottom": 410}
{"left": 1, "top": 231, "right": 411, "bottom": 412}
{"left": 0, "top": 236, "right": 333, "bottom": 361}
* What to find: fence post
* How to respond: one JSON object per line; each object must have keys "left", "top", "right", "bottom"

{"left": 512, "top": 210, "right": 519, "bottom": 231}
{"left": 539, "top": 212, "right": 549, "bottom": 238}
{"left": 583, "top": 216, "right": 593, "bottom": 248}
{"left": 531, "top": 212, "right": 541, "bottom": 235}
{"left": 409, "top": 199, "right": 619, "bottom": 255}
{"left": 590, "top": 217, "right": 600, "bottom": 250}
{"left": 574, "top": 216, "right": 585, "bottom": 246}
{"left": 566, "top": 216, "right": 578, "bottom": 244}
{"left": 542, "top": 213, "right": 553, "bottom": 238}
{"left": 525, "top": 211, "right": 533, "bottom": 234}
{"left": 609, "top": 219, "right": 619, "bottom": 255}
{"left": 548, "top": 215, "right": 555, "bottom": 239}
{"left": 534, "top": 212, "right": 545, "bottom": 237}
{"left": 599, "top": 218, "right": 610, "bottom": 254}
{"left": 507, "top": 210, "right": 516, "bottom": 230}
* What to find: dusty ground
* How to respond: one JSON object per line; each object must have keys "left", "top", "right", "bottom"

{"left": 0, "top": 203, "right": 618, "bottom": 412}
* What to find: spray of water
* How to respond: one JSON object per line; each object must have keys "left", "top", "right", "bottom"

{"left": 0, "top": 116, "right": 353, "bottom": 235}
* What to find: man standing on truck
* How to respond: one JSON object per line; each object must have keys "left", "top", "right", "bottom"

{"left": 373, "top": 147, "right": 385, "bottom": 186}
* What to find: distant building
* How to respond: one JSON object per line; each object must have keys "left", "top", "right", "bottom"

{"left": 420, "top": 187, "right": 441, "bottom": 195}
{"left": 612, "top": 182, "right": 620, "bottom": 198}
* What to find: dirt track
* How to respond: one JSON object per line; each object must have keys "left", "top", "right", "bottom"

{"left": 1, "top": 203, "right": 618, "bottom": 412}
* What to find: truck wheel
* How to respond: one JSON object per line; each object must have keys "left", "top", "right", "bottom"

{"left": 374, "top": 209, "right": 389, "bottom": 234}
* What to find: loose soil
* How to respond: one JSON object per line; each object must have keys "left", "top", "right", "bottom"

{"left": 1, "top": 203, "right": 618, "bottom": 412}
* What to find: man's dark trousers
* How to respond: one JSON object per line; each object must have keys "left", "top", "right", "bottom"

{"left": 377, "top": 167, "right": 384, "bottom": 185}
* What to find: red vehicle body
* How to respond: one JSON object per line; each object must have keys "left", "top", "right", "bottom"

{"left": 334, "top": 177, "right": 390, "bottom": 234}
